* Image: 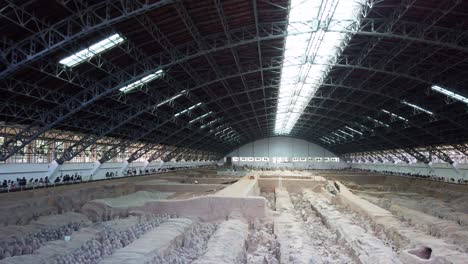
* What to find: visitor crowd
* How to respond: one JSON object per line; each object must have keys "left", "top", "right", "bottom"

{"left": 1, "top": 173, "right": 83, "bottom": 191}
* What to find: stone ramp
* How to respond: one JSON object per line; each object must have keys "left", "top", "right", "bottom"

{"left": 303, "top": 189, "right": 401, "bottom": 264}
{"left": 274, "top": 188, "right": 322, "bottom": 264}
{"left": 192, "top": 218, "right": 249, "bottom": 264}
{"left": 99, "top": 218, "right": 193, "bottom": 264}
{"left": 215, "top": 175, "right": 259, "bottom": 197}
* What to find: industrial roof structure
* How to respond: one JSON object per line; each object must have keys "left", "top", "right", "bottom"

{"left": 1, "top": 0, "right": 468, "bottom": 164}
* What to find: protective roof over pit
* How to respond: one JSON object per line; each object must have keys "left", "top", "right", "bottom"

{"left": 0, "top": 0, "right": 467, "bottom": 163}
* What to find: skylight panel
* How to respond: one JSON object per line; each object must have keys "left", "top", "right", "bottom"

{"left": 401, "top": 101, "right": 434, "bottom": 115}
{"left": 275, "top": 0, "right": 367, "bottom": 135}
{"left": 337, "top": 129, "right": 354, "bottom": 138}
{"left": 200, "top": 118, "right": 220, "bottom": 129}
{"left": 189, "top": 112, "right": 213, "bottom": 124}
{"left": 431, "top": 85, "right": 468, "bottom": 105}
{"left": 381, "top": 109, "right": 408, "bottom": 122}
{"left": 332, "top": 131, "right": 347, "bottom": 140}
{"left": 119, "top": 70, "right": 164, "bottom": 93}
{"left": 366, "top": 116, "right": 390, "bottom": 127}
{"left": 59, "top": 33, "right": 125, "bottom": 67}
{"left": 345, "top": 126, "right": 363, "bottom": 135}
{"left": 157, "top": 90, "right": 187, "bottom": 107}
{"left": 355, "top": 123, "right": 374, "bottom": 132}
{"left": 320, "top": 138, "right": 332, "bottom": 144}
{"left": 174, "top": 102, "right": 202, "bottom": 117}
{"left": 322, "top": 136, "right": 336, "bottom": 143}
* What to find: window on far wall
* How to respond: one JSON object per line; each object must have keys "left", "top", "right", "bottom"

{"left": 262, "top": 157, "right": 269, "bottom": 161}
{"left": 232, "top": 157, "right": 239, "bottom": 162}
{"left": 240, "top": 157, "right": 246, "bottom": 161}
{"left": 247, "top": 157, "right": 254, "bottom": 162}
{"left": 255, "top": 157, "right": 261, "bottom": 161}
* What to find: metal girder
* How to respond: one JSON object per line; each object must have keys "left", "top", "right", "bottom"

{"left": 252, "top": 0, "right": 268, "bottom": 124}
{"left": 174, "top": 1, "right": 260, "bottom": 137}
{"left": 107, "top": 118, "right": 232, "bottom": 164}
{"left": 135, "top": 13, "right": 252, "bottom": 143}
{"left": 300, "top": 1, "right": 466, "bottom": 157}
{"left": 0, "top": 60, "right": 281, "bottom": 161}
{"left": 296, "top": 1, "right": 466, "bottom": 156}
{"left": 453, "top": 144, "right": 468, "bottom": 156}
{"left": 48, "top": 40, "right": 228, "bottom": 163}
{"left": 301, "top": 0, "right": 417, "bottom": 133}
{"left": 200, "top": 93, "right": 453, "bottom": 154}
{"left": 0, "top": 0, "right": 175, "bottom": 78}
{"left": 328, "top": 15, "right": 468, "bottom": 53}
{"left": 0, "top": 20, "right": 293, "bottom": 160}
{"left": 304, "top": 0, "right": 462, "bottom": 137}
{"left": 212, "top": 99, "right": 432, "bottom": 163}
{"left": 214, "top": 0, "right": 264, "bottom": 136}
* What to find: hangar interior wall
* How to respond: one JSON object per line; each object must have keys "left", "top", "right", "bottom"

{"left": 225, "top": 136, "right": 348, "bottom": 169}
{"left": 0, "top": 160, "right": 215, "bottom": 182}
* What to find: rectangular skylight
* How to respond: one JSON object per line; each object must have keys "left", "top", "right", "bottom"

{"left": 337, "top": 129, "right": 354, "bottom": 138}
{"left": 174, "top": 102, "right": 202, "bottom": 117}
{"left": 381, "top": 109, "right": 408, "bottom": 122}
{"left": 320, "top": 138, "right": 332, "bottom": 144}
{"left": 322, "top": 136, "right": 336, "bottom": 143}
{"left": 59, "top": 33, "right": 125, "bottom": 67}
{"left": 200, "top": 118, "right": 220, "bottom": 129}
{"left": 355, "top": 123, "right": 374, "bottom": 132}
{"left": 274, "top": 0, "right": 367, "bottom": 134}
{"left": 431, "top": 85, "right": 468, "bottom": 105}
{"left": 401, "top": 101, "right": 434, "bottom": 115}
{"left": 345, "top": 126, "right": 363, "bottom": 135}
{"left": 332, "top": 132, "right": 347, "bottom": 140}
{"left": 189, "top": 111, "right": 213, "bottom": 123}
{"left": 157, "top": 90, "right": 187, "bottom": 107}
{"left": 119, "top": 70, "right": 164, "bottom": 93}
{"left": 366, "top": 116, "right": 390, "bottom": 127}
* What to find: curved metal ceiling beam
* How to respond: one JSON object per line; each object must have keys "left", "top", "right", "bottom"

{"left": 0, "top": 19, "right": 292, "bottom": 161}
{"left": 305, "top": 0, "right": 463, "bottom": 144}
{"left": 214, "top": 109, "right": 429, "bottom": 162}
{"left": 219, "top": 95, "right": 456, "bottom": 163}
{"left": 7, "top": 14, "right": 462, "bottom": 161}
{"left": 328, "top": 17, "right": 468, "bottom": 53}
{"left": 209, "top": 97, "right": 438, "bottom": 162}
